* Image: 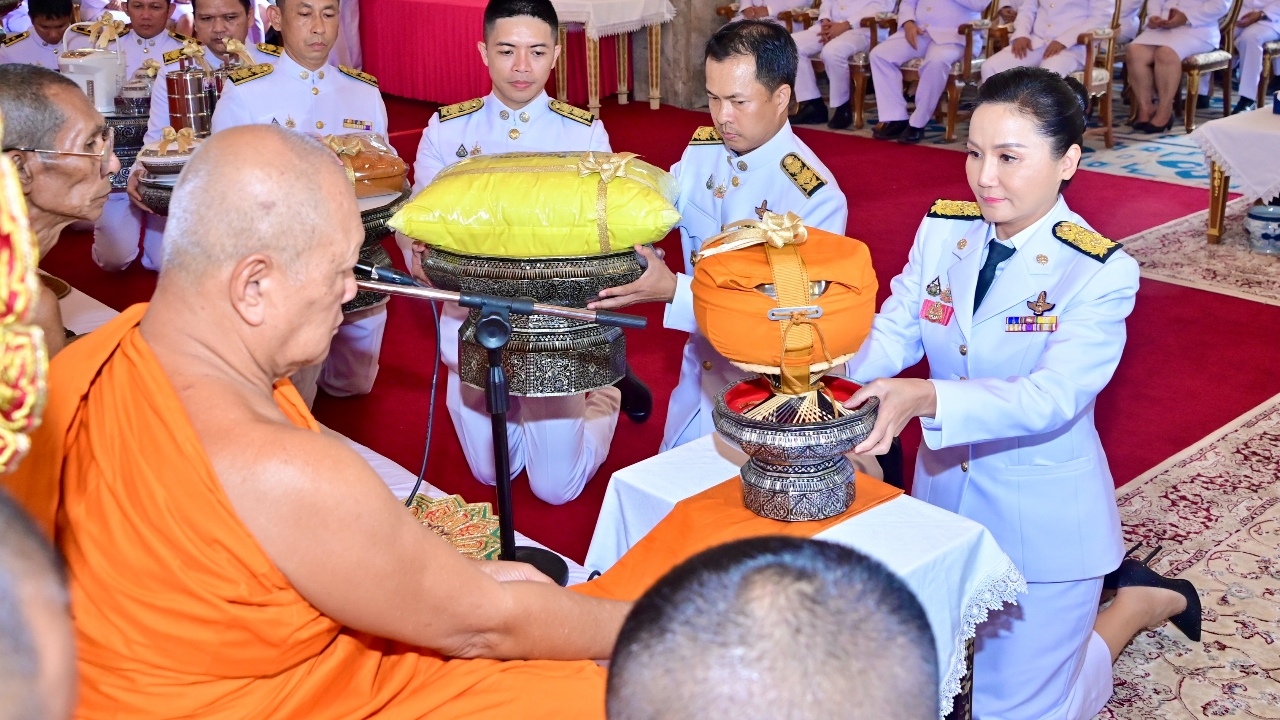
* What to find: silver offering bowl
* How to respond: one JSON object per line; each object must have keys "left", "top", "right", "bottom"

{"left": 714, "top": 374, "right": 879, "bottom": 521}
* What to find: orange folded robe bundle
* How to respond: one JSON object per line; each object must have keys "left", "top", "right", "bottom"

{"left": 3, "top": 304, "right": 605, "bottom": 720}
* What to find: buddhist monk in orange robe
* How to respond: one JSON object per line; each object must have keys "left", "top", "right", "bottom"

{"left": 4, "top": 125, "right": 629, "bottom": 719}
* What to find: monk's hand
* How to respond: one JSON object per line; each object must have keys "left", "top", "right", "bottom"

{"left": 845, "top": 378, "right": 937, "bottom": 456}
{"left": 588, "top": 244, "right": 675, "bottom": 310}
{"left": 475, "top": 559, "right": 556, "bottom": 584}
{"left": 409, "top": 242, "right": 430, "bottom": 284}
{"left": 1043, "top": 40, "right": 1066, "bottom": 58}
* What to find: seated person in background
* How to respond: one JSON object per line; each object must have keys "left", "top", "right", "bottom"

{"left": 732, "top": 0, "right": 814, "bottom": 24}
{"left": 4, "top": 125, "right": 629, "bottom": 719}
{"left": 1118, "top": 0, "right": 1145, "bottom": 41}
{"left": 607, "top": 536, "right": 938, "bottom": 720}
{"left": 0, "top": 0, "right": 73, "bottom": 70}
{"left": 404, "top": 0, "right": 648, "bottom": 506}
{"left": 981, "top": 0, "right": 1112, "bottom": 81}
{"left": 1231, "top": 0, "right": 1280, "bottom": 112}
{"left": 0, "top": 489, "right": 76, "bottom": 720}
{"left": 1125, "top": 0, "right": 1229, "bottom": 132}
{"left": 790, "top": 0, "right": 894, "bottom": 129}
{"left": 1, "top": 64, "right": 122, "bottom": 358}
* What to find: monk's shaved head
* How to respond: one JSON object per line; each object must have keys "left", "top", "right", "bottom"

{"left": 163, "top": 125, "right": 353, "bottom": 280}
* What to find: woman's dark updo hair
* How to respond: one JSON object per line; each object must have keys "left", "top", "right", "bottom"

{"left": 975, "top": 66, "right": 1089, "bottom": 162}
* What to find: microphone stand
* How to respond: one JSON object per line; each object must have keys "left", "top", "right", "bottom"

{"left": 355, "top": 267, "right": 646, "bottom": 586}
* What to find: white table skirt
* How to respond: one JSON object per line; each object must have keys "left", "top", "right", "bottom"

{"left": 1191, "top": 109, "right": 1280, "bottom": 203}
{"left": 552, "top": 0, "right": 676, "bottom": 39}
{"left": 585, "top": 433, "right": 1026, "bottom": 718}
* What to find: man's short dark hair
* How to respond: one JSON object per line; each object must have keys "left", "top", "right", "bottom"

{"left": 482, "top": 0, "right": 558, "bottom": 40}
{"left": 607, "top": 536, "right": 938, "bottom": 720}
{"left": 28, "top": 0, "right": 74, "bottom": 20}
{"left": 0, "top": 64, "right": 81, "bottom": 152}
{"left": 191, "top": 0, "right": 253, "bottom": 18}
{"left": 704, "top": 19, "right": 798, "bottom": 95}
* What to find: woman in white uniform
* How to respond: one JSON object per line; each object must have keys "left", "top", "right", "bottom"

{"left": 844, "top": 67, "right": 1201, "bottom": 720}
{"left": 1125, "top": 0, "right": 1229, "bottom": 132}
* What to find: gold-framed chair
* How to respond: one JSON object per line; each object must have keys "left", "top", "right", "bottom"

{"left": 1176, "top": 0, "right": 1244, "bottom": 132}
{"left": 1256, "top": 39, "right": 1280, "bottom": 102}
{"left": 715, "top": 1, "right": 821, "bottom": 32}
{"left": 849, "top": 15, "right": 894, "bottom": 128}
{"left": 1072, "top": 29, "right": 1120, "bottom": 147}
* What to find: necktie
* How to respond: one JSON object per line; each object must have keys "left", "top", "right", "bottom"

{"left": 973, "top": 240, "right": 1016, "bottom": 310}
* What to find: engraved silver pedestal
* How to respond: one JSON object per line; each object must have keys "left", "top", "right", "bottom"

{"left": 713, "top": 375, "right": 879, "bottom": 521}
{"left": 344, "top": 187, "right": 411, "bottom": 314}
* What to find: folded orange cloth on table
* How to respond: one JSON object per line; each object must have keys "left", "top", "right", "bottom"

{"left": 4, "top": 304, "right": 605, "bottom": 720}
{"left": 573, "top": 474, "right": 903, "bottom": 602}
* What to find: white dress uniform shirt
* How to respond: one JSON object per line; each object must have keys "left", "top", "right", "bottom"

{"left": 144, "top": 42, "right": 278, "bottom": 144}
{"left": 1131, "top": 0, "right": 1229, "bottom": 57}
{"left": 731, "top": 0, "right": 815, "bottom": 23}
{"left": 1118, "top": 0, "right": 1145, "bottom": 41}
{"left": 405, "top": 91, "right": 619, "bottom": 505}
{"left": 846, "top": 196, "right": 1137, "bottom": 720}
{"left": 0, "top": 29, "right": 64, "bottom": 69}
{"left": 1235, "top": 0, "right": 1280, "bottom": 100}
{"left": 868, "top": 0, "right": 990, "bottom": 127}
{"left": 981, "top": 0, "right": 1113, "bottom": 79}
{"left": 663, "top": 123, "right": 846, "bottom": 451}
{"left": 793, "top": 0, "right": 894, "bottom": 106}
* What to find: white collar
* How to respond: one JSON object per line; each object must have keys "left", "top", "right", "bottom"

{"left": 984, "top": 195, "right": 1065, "bottom": 251}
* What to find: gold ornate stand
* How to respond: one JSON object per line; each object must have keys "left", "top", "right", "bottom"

{"left": 616, "top": 34, "right": 629, "bottom": 104}
{"left": 586, "top": 36, "right": 601, "bottom": 114}
{"left": 1207, "top": 161, "right": 1230, "bottom": 244}
{"left": 647, "top": 25, "right": 661, "bottom": 110}
{"left": 554, "top": 26, "right": 664, "bottom": 113}
{"left": 556, "top": 26, "right": 569, "bottom": 103}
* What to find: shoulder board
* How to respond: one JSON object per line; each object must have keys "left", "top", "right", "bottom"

{"left": 439, "top": 97, "right": 483, "bottom": 121}
{"left": 1053, "top": 221, "right": 1121, "bottom": 262}
{"left": 256, "top": 42, "right": 282, "bottom": 57}
{"left": 689, "top": 126, "right": 723, "bottom": 145}
{"left": 70, "top": 25, "right": 91, "bottom": 35}
{"left": 548, "top": 99, "right": 594, "bottom": 126}
{"left": 926, "top": 199, "right": 983, "bottom": 220}
{"left": 162, "top": 47, "right": 184, "bottom": 65}
{"left": 0, "top": 30, "right": 27, "bottom": 46}
{"left": 118, "top": 27, "right": 132, "bottom": 37}
{"left": 168, "top": 30, "right": 194, "bottom": 43}
{"left": 339, "top": 65, "right": 378, "bottom": 87}
{"left": 780, "top": 152, "right": 827, "bottom": 198}
{"left": 229, "top": 62, "right": 273, "bottom": 85}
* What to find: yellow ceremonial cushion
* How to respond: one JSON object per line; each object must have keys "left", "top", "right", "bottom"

{"left": 388, "top": 151, "right": 681, "bottom": 258}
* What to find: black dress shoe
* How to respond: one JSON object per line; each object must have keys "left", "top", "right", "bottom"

{"left": 1269, "top": 74, "right": 1280, "bottom": 95}
{"left": 1196, "top": 94, "right": 1211, "bottom": 110}
{"left": 897, "top": 125, "right": 925, "bottom": 144}
{"left": 827, "top": 102, "right": 853, "bottom": 130}
{"left": 1232, "top": 97, "right": 1256, "bottom": 114}
{"left": 871, "top": 120, "right": 909, "bottom": 139}
{"left": 790, "top": 99, "right": 829, "bottom": 125}
{"left": 614, "top": 364, "right": 652, "bottom": 424}
{"left": 1103, "top": 551, "right": 1202, "bottom": 642}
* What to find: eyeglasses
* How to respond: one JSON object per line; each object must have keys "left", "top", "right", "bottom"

{"left": 3, "top": 125, "right": 116, "bottom": 178}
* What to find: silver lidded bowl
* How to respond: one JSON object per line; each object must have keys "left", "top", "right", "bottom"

{"left": 714, "top": 374, "right": 879, "bottom": 521}
{"left": 134, "top": 171, "right": 174, "bottom": 215}
{"left": 1244, "top": 204, "right": 1280, "bottom": 255}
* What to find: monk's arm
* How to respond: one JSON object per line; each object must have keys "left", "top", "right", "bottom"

{"left": 32, "top": 285, "right": 65, "bottom": 357}
{"left": 222, "top": 429, "right": 631, "bottom": 661}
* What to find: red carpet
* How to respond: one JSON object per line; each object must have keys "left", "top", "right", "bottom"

{"left": 40, "top": 97, "right": 1280, "bottom": 564}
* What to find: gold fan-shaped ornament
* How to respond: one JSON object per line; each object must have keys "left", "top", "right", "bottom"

{"left": 407, "top": 494, "right": 501, "bottom": 560}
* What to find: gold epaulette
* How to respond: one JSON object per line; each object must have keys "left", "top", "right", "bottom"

{"left": 256, "top": 42, "right": 282, "bottom": 57}
{"left": 1053, "top": 221, "right": 1121, "bottom": 262}
{"left": 229, "top": 62, "right": 273, "bottom": 85}
{"left": 162, "top": 47, "right": 184, "bottom": 64}
{"left": 689, "top": 126, "right": 723, "bottom": 145}
{"left": 780, "top": 152, "right": 827, "bottom": 198}
{"left": 549, "top": 98, "right": 594, "bottom": 126}
{"left": 168, "top": 30, "right": 194, "bottom": 43}
{"left": 439, "top": 98, "right": 483, "bottom": 121}
{"left": 70, "top": 24, "right": 91, "bottom": 35}
{"left": 926, "top": 199, "right": 982, "bottom": 220}
{"left": 0, "top": 30, "right": 27, "bottom": 46}
{"left": 339, "top": 65, "right": 378, "bottom": 87}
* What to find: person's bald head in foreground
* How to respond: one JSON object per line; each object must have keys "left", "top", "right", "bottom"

{"left": 607, "top": 537, "right": 937, "bottom": 720}
{"left": 0, "top": 489, "right": 75, "bottom": 720}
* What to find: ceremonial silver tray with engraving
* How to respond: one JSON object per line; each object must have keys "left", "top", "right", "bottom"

{"left": 423, "top": 248, "right": 642, "bottom": 396}
{"left": 341, "top": 187, "right": 413, "bottom": 314}
{"left": 714, "top": 375, "right": 879, "bottom": 521}
{"left": 105, "top": 113, "right": 148, "bottom": 190}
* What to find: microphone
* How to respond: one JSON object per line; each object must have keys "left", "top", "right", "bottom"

{"left": 354, "top": 260, "right": 419, "bottom": 287}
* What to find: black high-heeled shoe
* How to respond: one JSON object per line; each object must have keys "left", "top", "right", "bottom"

{"left": 1138, "top": 116, "right": 1175, "bottom": 134}
{"left": 1103, "top": 547, "right": 1202, "bottom": 641}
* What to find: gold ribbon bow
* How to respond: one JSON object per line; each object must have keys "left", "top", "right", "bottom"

{"left": 181, "top": 40, "right": 212, "bottom": 72}
{"left": 139, "top": 58, "right": 162, "bottom": 78}
{"left": 88, "top": 18, "right": 126, "bottom": 49}
{"left": 577, "top": 151, "right": 638, "bottom": 183}
{"left": 158, "top": 126, "right": 196, "bottom": 155}
{"left": 322, "top": 133, "right": 375, "bottom": 184}
{"left": 694, "top": 210, "right": 808, "bottom": 262}
{"left": 222, "top": 38, "right": 257, "bottom": 67}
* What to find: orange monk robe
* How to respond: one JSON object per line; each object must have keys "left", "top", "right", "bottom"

{"left": 4, "top": 304, "right": 606, "bottom": 720}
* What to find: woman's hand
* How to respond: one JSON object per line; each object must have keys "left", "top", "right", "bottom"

{"left": 1146, "top": 14, "right": 1166, "bottom": 29}
{"left": 844, "top": 378, "right": 937, "bottom": 456}
{"left": 1166, "top": 9, "right": 1188, "bottom": 27}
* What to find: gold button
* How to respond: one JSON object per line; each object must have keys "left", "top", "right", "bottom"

{"left": 957, "top": 239, "right": 968, "bottom": 250}
{"left": 1036, "top": 254, "right": 1049, "bottom": 265}
{"left": 315, "top": 120, "right": 324, "bottom": 129}
{"left": 702, "top": 360, "right": 713, "bottom": 370}
{"left": 311, "top": 87, "right": 319, "bottom": 95}
{"left": 317, "top": 70, "right": 325, "bottom": 79}
{"left": 519, "top": 111, "right": 529, "bottom": 122}
{"left": 959, "top": 344, "right": 967, "bottom": 355}
{"left": 500, "top": 110, "right": 510, "bottom": 120}
{"left": 300, "top": 70, "right": 309, "bottom": 79}
{"left": 736, "top": 160, "right": 747, "bottom": 171}
{"left": 961, "top": 461, "right": 969, "bottom": 472}
{"left": 731, "top": 176, "right": 740, "bottom": 187}
{"left": 142, "top": 47, "right": 149, "bottom": 53}
{"left": 509, "top": 128, "right": 520, "bottom": 140}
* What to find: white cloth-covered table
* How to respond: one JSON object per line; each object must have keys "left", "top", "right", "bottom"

{"left": 586, "top": 433, "right": 1026, "bottom": 718}
{"left": 550, "top": 0, "right": 677, "bottom": 112}
{"left": 1192, "top": 109, "right": 1280, "bottom": 242}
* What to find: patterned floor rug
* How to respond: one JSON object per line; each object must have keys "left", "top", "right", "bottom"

{"left": 1098, "top": 392, "right": 1280, "bottom": 720}
{"left": 1120, "top": 198, "right": 1280, "bottom": 306}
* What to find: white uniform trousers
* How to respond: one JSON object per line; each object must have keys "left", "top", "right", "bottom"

{"left": 794, "top": 26, "right": 874, "bottom": 106}
{"left": 973, "top": 577, "right": 1112, "bottom": 720}
{"left": 1237, "top": 22, "right": 1280, "bottom": 100}
{"left": 869, "top": 33, "right": 967, "bottom": 127}
{"left": 93, "top": 193, "right": 165, "bottom": 272}
{"left": 439, "top": 303, "right": 621, "bottom": 505}
{"left": 291, "top": 304, "right": 388, "bottom": 406}
{"left": 981, "top": 43, "right": 1087, "bottom": 80}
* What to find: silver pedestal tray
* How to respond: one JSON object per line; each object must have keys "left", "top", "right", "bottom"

{"left": 422, "top": 247, "right": 642, "bottom": 397}
{"left": 106, "top": 112, "right": 148, "bottom": 190}
{"left": 344, "top": 186, "right": 412, "bottom": 314}
{"left": 714, "top": 375, "right": 879, "bottom": 521}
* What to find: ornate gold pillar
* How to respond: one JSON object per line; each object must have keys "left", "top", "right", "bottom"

{"left": 616, "top": 34, "right": 630, "bottom": 104}
{"left": 647, "top": 25, "right": 662, "bottom": 110}
{"left": 1206, "top": 162, "right": 1229, "bottom": 244}
{"left": 555, "top": 26, "right": 568, "bottom": 103}
{"left": 585, "top": 36, "right": 601, "bottom": 114}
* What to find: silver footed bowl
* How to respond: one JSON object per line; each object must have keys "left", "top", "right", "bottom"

{"left": 714, "top": 375, "right": 879, "bottom": 522}
{"left": 135, "top": 172, "right": 174, "bottom": 216}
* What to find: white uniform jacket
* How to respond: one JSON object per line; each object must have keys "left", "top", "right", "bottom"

{"left": 846, "top": 197, "right": 1137, "bottom": 583}
{"left": 210, "top": 49, "right": 387, "bottom": 137}
{"left": 663, "top": 123, "right": 847, "bottom": 450}
{"left": 818, "top": 0, "right": 895, "bottom": 23}
{"left": 896, "top": 0, "right": 991, "bottom": 46}
{"left": 145, "top": 41, "right": 278, "bottom": 143}
{"left": 1241, "top": 0, "right": 1280, "bottom": 33}
{"left": 0, "top": 29, "right": 63, "bottom": 69}
{"left": 1140, "top": 0, "right": 1229, "bottom": 47}
{"left": 1012, "top": 0, "right": 1113, "bottom": 48}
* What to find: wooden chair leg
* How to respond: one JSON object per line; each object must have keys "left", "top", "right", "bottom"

{"left": 1220, "top": 67, "right": 1231, "bottom": 116}
{"left": 945, "top": 77, "right": 962, "bottom": 142}
{"left": 853, "top": 68, "right": 868, "bottom": 129}
{"left": 1184, "top": 70, "right": 1199, "bottom": 133}
{"left": 1259, "top": 59, "right": 1272, "bottom": 108}
{"left": 1102, "top": 88, "right": 1114, "bottom": 148}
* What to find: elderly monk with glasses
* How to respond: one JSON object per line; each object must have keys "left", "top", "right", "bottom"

{"left": 0, "top": 63, "right": 121, "bottom": 358}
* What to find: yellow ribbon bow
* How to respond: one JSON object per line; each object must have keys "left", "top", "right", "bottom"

{"left": 139, "top": 58, "right": 162, "bottom": 78}
{"left": 577, "top": 151, "right": 638, "bottom": 183}
{"left": 157, "top": 126, "right": 196, "bottom": 155}
{"left": 322, "top": 133, "right": 383, "bottom": 184}
{"left": 88, "top": 18, "right": 126, "bottom": 49}
{"left": 180, "top": 40, "right": 212, "bottom": 72}
{"left": 694, "top": 210, "right": 808, "bottom": 262}
{"left": 221, "top": 38, "right": 257, "bottom": 67}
